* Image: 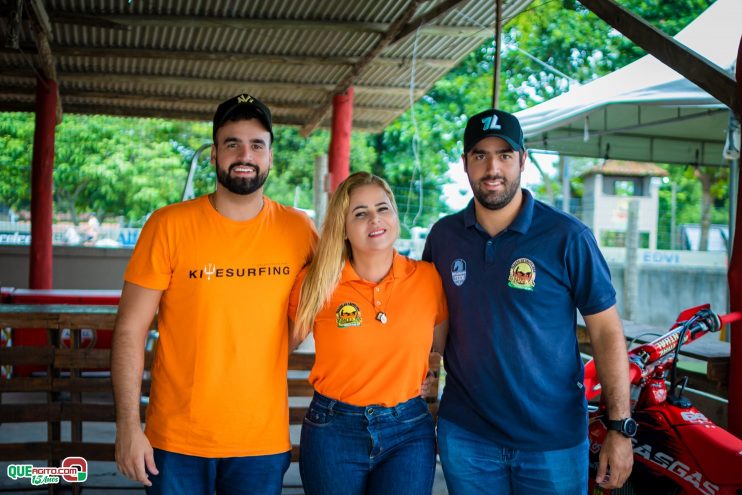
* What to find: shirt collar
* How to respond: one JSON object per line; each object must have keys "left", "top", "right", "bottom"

{"left": 463, "top": 188, "right": 535, "bottom": 235}
{"left": 340, "top": 250, "right": 410, "bottom": 285}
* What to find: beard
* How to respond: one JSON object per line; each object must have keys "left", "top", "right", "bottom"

{"left": 216, "top": 160, "right": 269, "bottom": 195}
{"left": 470, "top": 172, "right": 521, "bottom": 210}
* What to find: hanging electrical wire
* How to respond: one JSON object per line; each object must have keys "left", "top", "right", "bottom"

{"left": 402, "top": 26, "right": 425, "bottom": 230}
{"left": 400, "top": 0, "right": 566, "bottom": 230}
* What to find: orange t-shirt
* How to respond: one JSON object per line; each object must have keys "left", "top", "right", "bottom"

{"left": 125, "top": 195, "right": 316, "bottom": 457}
{"left": 289, "top": 253, "right": 447, "bottom": 407}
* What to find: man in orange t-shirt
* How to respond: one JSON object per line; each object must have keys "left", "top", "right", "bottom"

{"left": 112, "top": 94, "right": 316, "bottom": 495}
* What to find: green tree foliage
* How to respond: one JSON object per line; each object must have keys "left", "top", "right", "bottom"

{"left": 375, "top": 0, "right": 717, "bottom": 236}
{"left": 265, "top": 127, "right": 376, "bottom": 209}
{"left": 0, "top": 112, "right": 377, "bottom": 224}
{"left": 501, "top": 0, "right": 714, "bottom": 108}
{"left": 0, "top": 112, "right": 210, "bottom": 225}
{"left": 53, "top": 115, "right": 211, "bottom": 224}
{"left": 657, "top": 164, "right": 728, "bottom": 250}
{"left": 0, "top": 113, "right": 34, "bottom": 213}
{"left": 0, "top": 0, "right": 718, "bottom": 237}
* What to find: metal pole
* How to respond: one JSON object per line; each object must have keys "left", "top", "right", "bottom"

{"left": 182, "top": 144, "right": 210, "bottom": 202}
{"left": 624, "top": 200, "right": 640, "bottom": 322}
{"left": 561, "top": 156, "right": 570, "bottom": 213}
{"left": 670, "top": 182, "right": 677, "bottom": 250}
{"left": 726, "top": 36, "right": 742, "bottom": 437}
{"left": 491, "top": 0, "right": 503, "bottom": 109}
{"left": 327, "top": 87, "right": 354, "bottom": 192}
{"left": 29, "top": 77, "right": 57, "bottom": 289}
{"left": 314, "top": 154, "right": 329, "bottom": 229}
{"left": 729, "top": 159, "right": 737, "bottom": 253}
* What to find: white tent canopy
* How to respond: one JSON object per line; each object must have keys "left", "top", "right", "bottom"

{"left": 514, "top": 0, "right": 741, "bottom": 167}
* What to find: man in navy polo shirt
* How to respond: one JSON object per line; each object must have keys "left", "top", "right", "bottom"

{"left": 423, "top": 109, "right": 634, "bottom": 494}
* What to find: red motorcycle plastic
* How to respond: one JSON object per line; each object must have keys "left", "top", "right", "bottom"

{"left": 584, "top": 305, "right": 742, "bottom": 495}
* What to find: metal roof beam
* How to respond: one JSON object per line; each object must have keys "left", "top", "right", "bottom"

{"left": 0, "top": 71, "right": 426, "bottom": 97}
{"left": 579, "top": 0, "right": 739, "bottom": 115}
{"left": 394, "top": 0, "right": 472, "bottom": 43}
{"left": 300, "top": 0, "right": 478, "bottom": 136}
{"left": 46, "top": 13, "right": 492, "bottom": 38}
{"left": 300, "top": 0, "right": 425, "bottom": 136}
{"left": 0, "top": 87, "right": 403, "bottom": 114}
{"left": 27, "top": 0, "right": 63, "bottom": 122}
{"left": 0, "top": 97, "right": 385, "bottom": 130}
{"left": 0, "top": 45, "right": 454, "bottom": 69}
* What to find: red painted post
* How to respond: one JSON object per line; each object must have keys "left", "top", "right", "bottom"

{"left": 727, "top": 35, "right": 742, "bottom": 437}
{"left": 327, "top": 87, "right": 354, "bottom": 192}
{"left": 29, "top": 78, "right": 57, "bottom": 289}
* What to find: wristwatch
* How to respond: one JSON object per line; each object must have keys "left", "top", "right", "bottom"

{"left": 606, "top": 417, "right": 638, "bottom": 438}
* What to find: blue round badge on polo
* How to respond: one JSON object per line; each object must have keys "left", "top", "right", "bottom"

{"left": 451, "top": 259, "right": 467, "bottom": 286}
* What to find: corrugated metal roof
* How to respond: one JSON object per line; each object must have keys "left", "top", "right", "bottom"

{"left": 0, "top": 0, "right": 534, "bottom": 132}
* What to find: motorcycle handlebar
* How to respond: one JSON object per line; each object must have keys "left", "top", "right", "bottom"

{"left": 584, "top": 307, "right": 740, "bottom": 400}
{"left": 718, "top": 311, "right": 742, "bottom": 327}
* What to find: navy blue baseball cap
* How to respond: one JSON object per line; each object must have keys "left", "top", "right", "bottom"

{"left": 213, "top": 93, "right": 273, "bottom": 143}
{"left": 464, "top": 109, "right": 525, "bottom": 153}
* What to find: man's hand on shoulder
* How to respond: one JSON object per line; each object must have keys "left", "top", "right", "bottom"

{"left": 596, "top": 431, "right": 633, "bottom": 489}
{"left": 115, "top": 425, "right": 159, "bottom": 486}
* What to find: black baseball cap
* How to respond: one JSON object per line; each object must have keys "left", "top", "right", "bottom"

{"left": 463, "top": 109, "right": 524, "bottom": 153}
{"left": 212, "top": 93, "right": 273, "bottom": 143}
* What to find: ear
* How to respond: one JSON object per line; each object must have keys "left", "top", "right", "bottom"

{"left": 210, "top": 144, "right": 217, "bottom": 166}
{"left": 462, "top": 154, "right": 468, "bottom": 173}
{"left": 519, "top": 150, "right": 527, "bottom": 172}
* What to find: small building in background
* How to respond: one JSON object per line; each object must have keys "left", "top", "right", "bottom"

{"left": 580, "top": 161, "right": 669, "bottom": 249}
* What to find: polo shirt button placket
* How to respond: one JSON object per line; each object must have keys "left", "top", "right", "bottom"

{"left": 486, "top": 239, "right": 496, "bottom": 265}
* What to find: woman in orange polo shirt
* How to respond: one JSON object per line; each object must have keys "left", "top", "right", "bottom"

{"left": 289, "top": 172, "right": 448, "bottom": 495}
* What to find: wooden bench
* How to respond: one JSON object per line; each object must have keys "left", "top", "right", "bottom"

{"left": 0, "top": 304, "right": 442, "bottom": 493}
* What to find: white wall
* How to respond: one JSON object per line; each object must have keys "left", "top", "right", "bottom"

{"left": 0, "top": 246, "right": 130, "bottom": 290}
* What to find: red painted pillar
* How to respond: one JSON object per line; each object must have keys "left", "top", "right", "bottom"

{"left": 727, "top": 35, "right": 742, "bottom": 437}
{"left": 327, "top": 87, "right": 354, "bottom": 192}
{"left": 29, "top": 78, "right": 57, "bottom": 289}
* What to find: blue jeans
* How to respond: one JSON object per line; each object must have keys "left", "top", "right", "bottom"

{"left": 299, "top": 391, "right": 436, "bottom": 495}
{"left": 438, "top": 416, "right": 588, "bottom": 495}
{"left": 145, "top": 448, "right": 290, "bottom": 495}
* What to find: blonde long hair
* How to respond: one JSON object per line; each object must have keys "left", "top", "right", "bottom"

{"left": 293, "top": 172, "right": 398, "bottom": 341}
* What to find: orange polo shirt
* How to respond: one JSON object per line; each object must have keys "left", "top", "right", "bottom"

{"left": 290, "top": 253, "right": 447, "bottom": 407}
{"left": 125, "top": 195, "right": 316, "bottom": 457}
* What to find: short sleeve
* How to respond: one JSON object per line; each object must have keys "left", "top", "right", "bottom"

{"left": 566, "top": 228, "right": 616, "bottom": 316}
{"left": 124, "top": 210, "right": 173, "bottom": 290}
{"left": 421, "top": 233, "right": 433, "bottom": 262}
{"left": 432, "top": 268, "right": 448, "bottom": 325}
{"left": 288, "top": 267, "right": 308, "bottom": 322}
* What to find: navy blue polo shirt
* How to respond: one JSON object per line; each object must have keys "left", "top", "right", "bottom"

{"left": 422, "top": 189, "right": 615, "bottom": 450}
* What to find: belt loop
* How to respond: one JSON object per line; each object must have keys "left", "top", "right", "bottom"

{"left": 328, "top": 399, "right": 336, "bottom": 415}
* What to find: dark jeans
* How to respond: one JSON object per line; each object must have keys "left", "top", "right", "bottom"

{"left": 299, "top": 391, "right": 436, "bottom": 495}
{"left": 145, "top": 448, "right": 290, "bottom": 495}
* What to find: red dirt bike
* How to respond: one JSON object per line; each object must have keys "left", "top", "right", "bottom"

{"left": 583, "top": 305, "right": 742, "bottom": 495}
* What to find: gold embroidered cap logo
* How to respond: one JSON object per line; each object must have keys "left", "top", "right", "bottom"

{"left": 508, "top": 258, "right": 536, "bottom": 291}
